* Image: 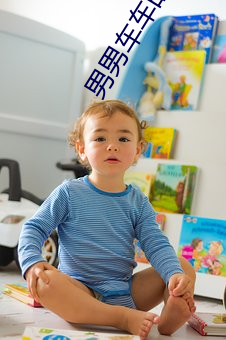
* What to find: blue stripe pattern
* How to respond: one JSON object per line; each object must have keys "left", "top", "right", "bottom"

{"left": 18, "top": 176, "right": 183, "bottom": 297}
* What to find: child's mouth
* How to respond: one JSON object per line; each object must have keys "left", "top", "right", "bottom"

{"left": 105, "top": 157, "right": 120, "bottom": 163}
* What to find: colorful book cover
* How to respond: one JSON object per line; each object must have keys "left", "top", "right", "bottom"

{"left": 143, "top": 127, "right": 177, "bottom": 159}
{"left": 151, "top": 164, "right": 198, "bottom": 214}
{"left": 178, "top": 215, "right": 226, "bottom": 277}
{"left": 211, "top": 21, "right": 226, "bottom": 63}
{"left": 4, "top": 282, "right": 42, "bottom": 307}
{"left": 22, "top": 326, "right": 139, "bottom": 340}
{"left": 163, "top": 50, "right": 206, "bottom": 110}
{"left": 168, "top": 14, "right": 219, "bottom": 63}
{"left": 134, "top": 213, "right": 166, "bottom": 264}
{"left": 124, "top": 171, "right": 152, "bottom": 197}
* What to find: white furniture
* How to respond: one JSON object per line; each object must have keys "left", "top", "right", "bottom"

{"left": 0, "top": 10, "right": 85, "bottom": 198}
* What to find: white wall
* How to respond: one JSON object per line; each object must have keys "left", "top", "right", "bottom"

{"left": 0, "top": 0, "right": 225, "bottom": 51}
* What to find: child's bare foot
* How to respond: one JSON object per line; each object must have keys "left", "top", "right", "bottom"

{"left": 158, "top": 295, "right": 192, "bottom": 335}
{"left": 120, "top": 309, "right": 159, "bottom": 340}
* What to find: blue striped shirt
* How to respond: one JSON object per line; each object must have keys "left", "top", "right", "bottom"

{"left": 18, "top": 176, "right": 183, "bottom": 297}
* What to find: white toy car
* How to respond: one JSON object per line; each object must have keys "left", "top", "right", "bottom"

{"left": 0, "top": 159, "right": 58, "bottom": 268}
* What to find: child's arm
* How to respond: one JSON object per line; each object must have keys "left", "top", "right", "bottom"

{"left": 25, "top": 262, "right": 59, "bottom": 302}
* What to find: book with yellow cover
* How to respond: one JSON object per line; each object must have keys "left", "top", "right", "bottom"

{"left": 4, "top": 282, "right": 42, "bottom": 307}
{"left": 143, "top": 127, "right": 177, "bottom": 159}
{"left": 124, "top": 171, "right": 152, "bottom": 197}
{"left": 163, "top": 50, "right": 206, "bottom": 110}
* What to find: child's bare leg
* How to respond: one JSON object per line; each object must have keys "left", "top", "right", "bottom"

{"left": 36, "top": 270, "right": 159, "bottom": 339}
{"left": 158, "top": 257, "right": 196, "bottom": 335}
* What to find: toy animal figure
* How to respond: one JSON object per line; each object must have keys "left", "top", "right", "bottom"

{"left": 138, "top": 61, "right": 172, "bottom": 120}
{"left": 138, "top": 68, "right": 164, "bottom": 119}
{"left": 138, "top": 17, "right": 173, "bottom": 121}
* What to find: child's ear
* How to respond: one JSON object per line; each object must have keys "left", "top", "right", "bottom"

{"left": 134, "top": 142, "right": 142, "bottom": 162}
{"left": 132, "top": 148, "right": 141, "bottom": 165}
{"left": 75, "top": 140, "right": 86, "bottom": 161}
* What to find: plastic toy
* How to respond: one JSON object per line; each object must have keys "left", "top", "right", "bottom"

{"left": 0, "top": 159, "right": 58, "bottom": 269}
{"left": 138, "top": 17, "right": 173, "bottom": 121}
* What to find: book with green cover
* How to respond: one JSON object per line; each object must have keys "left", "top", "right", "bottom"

{"left": 151, "top": 163, "right": 198, "bottom": 214}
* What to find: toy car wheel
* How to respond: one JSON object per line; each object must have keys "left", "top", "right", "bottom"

{"left": 0, "top": 245, "right": 14, "bottom": 266}
{"left": 42, "top": 232, "right": 58, "bottom": 267}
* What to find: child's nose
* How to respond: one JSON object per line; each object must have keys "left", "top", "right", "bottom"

{"left": 107, "top": 144, "right": 118, "bottom": 152}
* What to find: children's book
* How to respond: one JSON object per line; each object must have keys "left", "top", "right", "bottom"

{"left": 143, "top": 127, "right": 177, "bottom": 159}
{"left": 178, "top": 215, "right": 226, "bottom": 277}
{"left": 211, "top": 21, "right": 226, "bottom": 63}
{"left": 150, "top": 164, "right": 198, "bottom": 214}
{"left": 134, "top": 213, "right": 166, "bottom": 264}
{"left": 124, "top": 171, "right": 152, "bottom": 197}
{"left": 21, "top": 326, "right": 139, "bottom": 340}
{"left": 187, "top": 312, "right": 226, "bottom": 336}
{"left": 3, "top": 282, "right": 42, "bottom": 307}
{"left": 168, "top": 14, "right": 219, "bottom": 63}
{"left": 163, "top": 50, "right": 206, "bottom": 110}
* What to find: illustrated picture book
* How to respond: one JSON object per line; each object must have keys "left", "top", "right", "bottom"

{"left": 150, "top": 163, "right": 198, "bottom": 214}
{"left": 187, "top": 312, "right": 226, "bottom": 336}
{"left": 178, "top": 215, "right": 226, "bottom": 277}
{"left": 124, "top": 171, "right": 152, "bottom": 197}
{"left": 168, "top": 14, "right": 219, "bottom": 63}
{"left": 3, "top": 282, "right": 42, "bottom": 307}
{"left": 134, "top": 213, "right": 166, "bottom": 264}
{"left": 143, "top": 127, "right": 177, "bottom": 159}
{"left": 211, "top": 21, "right": 226, "bottom": 63}
{"left": 163, "top": 50, "right": 206, "bottom": 110}
{"left": 21, "top": 326, "right": 139, "bottom": 340}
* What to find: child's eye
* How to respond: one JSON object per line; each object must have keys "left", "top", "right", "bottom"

{"left": 119, "top": 137, "right": 130, "bottom": 142}
{"left": 94, "top": 137, "right": 106, "bottom": 142}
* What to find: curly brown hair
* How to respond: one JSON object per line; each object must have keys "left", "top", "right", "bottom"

{"left": 69, "top": 99, "right": 147, "bottom": 167}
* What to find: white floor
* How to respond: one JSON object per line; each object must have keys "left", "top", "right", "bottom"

{"left": 0, "top": 262, "right": 225, "bottom": 340}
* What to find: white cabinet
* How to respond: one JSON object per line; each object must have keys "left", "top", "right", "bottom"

{"left": 0, "top": 10, "right": 85, "bottom": 198}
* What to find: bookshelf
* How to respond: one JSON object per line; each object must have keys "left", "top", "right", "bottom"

{"left": 117, "top": 17, "right": 226, "bottom": 300}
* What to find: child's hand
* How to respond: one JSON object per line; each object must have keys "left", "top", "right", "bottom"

{"left": 168, "top": 273, "right": 194, "bottom": 298}
{"left": 25, "top": 262, "right": 58, "bottom": 302}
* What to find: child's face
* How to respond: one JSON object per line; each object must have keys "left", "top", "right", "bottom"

{"left": 197, "top": 241, "right": 203, "bottom": 251}
{"left": 78, "top": 111, "right": 142, "bottom": 177}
